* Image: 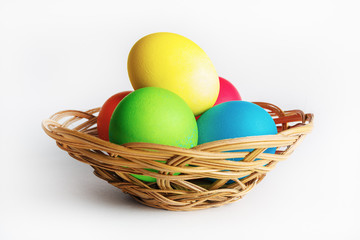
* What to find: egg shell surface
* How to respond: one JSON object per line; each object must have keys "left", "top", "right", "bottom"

{"left": 197, "top": 101, "right": 277, "bottom": 182}
{"left": 127, "top": 32, "right": 219, "bottom": 116}
{"left": 109, "top": 87, "right": 198, "bottom": 182}
{"left": 196, "top": 77, "right": 241, "bottom": 120}
{"left": 214, "top": 77, "right": 242, "bottom": 105}
{"left": 197, "top": 101, "right": 278, "bottom": 156}
{"left": 97, "top": 91, "right": 132, "bottom": 141}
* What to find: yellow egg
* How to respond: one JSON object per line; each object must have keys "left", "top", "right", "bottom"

{"left": 127, "top": 32, "right": 219, "bottom": 116}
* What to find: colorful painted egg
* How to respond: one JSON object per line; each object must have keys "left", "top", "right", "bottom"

{"left": 197, "top": 101, "right": 278, "bottom": 182}
{"left": 197, "top": 100, "right": 278, "bottom": 156}
{"left": 214, "top": 77, "right": 241, "bottom": 105}
{"left": 127, "top": 32, "right": 219, "bottom": 116}
{"left": 109, "top": 87, "right": 198, "bottom": 182}
{"left": 97, "top": 91, "right": 132, "bottom": 141}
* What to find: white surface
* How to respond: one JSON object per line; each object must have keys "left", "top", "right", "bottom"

{"left": 1, "top": 0, "right": 359, "bottom": 239}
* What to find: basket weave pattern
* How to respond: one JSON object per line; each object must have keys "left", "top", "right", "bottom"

{"left": 42, "top": 102, "right": 313, "bottom": 211}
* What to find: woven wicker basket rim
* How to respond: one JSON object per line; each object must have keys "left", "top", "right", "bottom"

{"left": 42, "top": 105, "right": 313, "bottom": 157}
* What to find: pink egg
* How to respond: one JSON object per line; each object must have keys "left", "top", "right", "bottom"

{"left": 196, "top": 77, "right": 241, "bottom": 119}
{"left": 214, "top": 77, "right": 242, "bottom": 105}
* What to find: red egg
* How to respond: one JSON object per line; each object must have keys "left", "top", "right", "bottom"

{"left": 97, "top": 91, "right": 132, "bottom": 141}
{"left": 196, "top": 77, "right": 241, "bottom": 119}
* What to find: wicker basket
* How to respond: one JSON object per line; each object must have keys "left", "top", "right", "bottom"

{"left": 42, "top": 102, "right": 313, "bottom": 211}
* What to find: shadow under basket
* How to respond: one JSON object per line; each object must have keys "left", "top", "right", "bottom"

{"left": 42, "top": 102, "right": 313, "bottom": 211}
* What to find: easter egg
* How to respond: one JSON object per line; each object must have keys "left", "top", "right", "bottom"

{"left": 97, "top": 91, "right": 132, "bottom": 141}
{"left": 127, "top": 32, "right": 219, "bottom": 116}
{"left": 197, "top": 101, "right": 277, "bottom": 155}
{"left": 196, "top": 77, "right": 241, "bottom": 120}
{"left": 197, "top": 101, "right": 277, "bottom": 182}
{"left": 214, "top": 77, "right": 242, "bottom": 105}
{"left": 109, "top": 87, "right": 198, "bottom": 182}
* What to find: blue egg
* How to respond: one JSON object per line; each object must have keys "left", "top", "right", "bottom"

{"left": 197, "top": 101, "right": 278, "bottom": 182}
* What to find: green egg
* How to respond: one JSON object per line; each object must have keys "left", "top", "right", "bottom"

{"left": 109, "top": 87, "right": 198, "bottom": 182}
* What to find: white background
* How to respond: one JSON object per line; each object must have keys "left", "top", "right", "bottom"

{"left": 1, "top": 0, "right": 359, "bottom": 239}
